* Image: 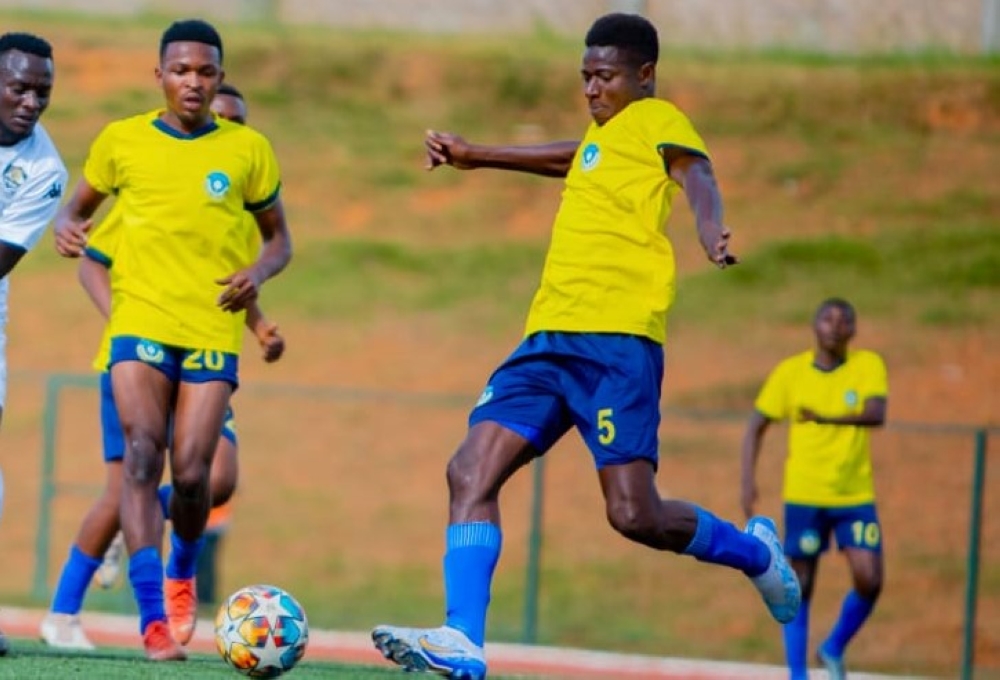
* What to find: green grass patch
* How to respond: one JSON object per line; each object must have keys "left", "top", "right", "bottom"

{"left": 0, "top": 639, "right": 407, "bottom": 680}
{"left": 269, "top": 239, "right": 544, "bottom": 320}
{"left": 673, "top": 223, "right": 1000, "bottom": 330}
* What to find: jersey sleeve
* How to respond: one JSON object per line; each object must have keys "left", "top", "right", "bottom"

{"left": 754, "top": 360, "right": 792, "bottom": 420}
{"left": 83, "top": 203, "right": 124, "bottom": 268}
{"left": 649, "top": 102, "right": 710, "bottom": 163}
{"left": 243, "top": 132, "right": 281, "bottom": 213}
{"left": 82, "top": 123, "right": 120, "bottom": 196}
{"left": 857, "top": 351, "right": 889, "bottom": 400}
{"left": 0, "top": 163, "right": 68, "bottom": 252}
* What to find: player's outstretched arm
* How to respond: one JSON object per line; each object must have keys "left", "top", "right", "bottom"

{"left": 740, "top": 410, "right": 773, "bottom": 519}
{"left": 244, "top": 301, "right": 284, "bottom": 363}
{"left": 217, "top": 199, "right": 292, "bottom": 313}
{"left": 425, "top": 129, "right": 579, "bottom": 178}
{"left": 800, "top": 396, "right": 887, "bottom": 428}
{"left": 78, "top": 256, "right": 111, "bottom": 319}
{"left": 666, "top": 151, "right": 738, "bottom": 269}
{"left": 53, "top": 180, "right": 106, "bottom": 258}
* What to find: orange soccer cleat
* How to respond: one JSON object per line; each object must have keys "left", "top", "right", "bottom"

{"left": 165, "top": 577, "right": 198, "bottom": 645}
{"left": 142, "top": 620, "right": 187, "bottom": 661}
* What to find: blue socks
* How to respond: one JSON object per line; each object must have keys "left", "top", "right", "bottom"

{"left": 682, "top": 506, "right": 770, "bottom": 576}
{"left": 443, "top": 522, "right": 502, "bottom": 647}
{"left": 129, "top": 546, "right": 166, "bottom": 632}
{"left": 51, "top": 545, "right": 103, "bottom": 615}
{"left": 784, "top": 591, "right": 876, "bottom": 677}
{"left": 165, "top": 532, "right": 204, "bottom": 580}
{"left": 822, "top": 590, "right": 876, "bottom": 657}
{"left": 157, "top": 485, "right": 172, "bottom": 518}
{"left": 783, "top": 599, "right": 810, "bottom": 680}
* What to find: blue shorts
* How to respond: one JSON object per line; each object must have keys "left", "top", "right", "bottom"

{"left": 110, "top": 335, "right": 239, "bottom": 388}
{"left": 783, "top": 503, "right": 882, "bottom": 559}
{"left": 469, "top": 331, "right": 664, "bottom": 468}
{"left": 99, "top": 372, "right": 238, "bottom": 463}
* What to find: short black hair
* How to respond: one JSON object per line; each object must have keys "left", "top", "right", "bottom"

{"left": 585, "top": 13, "right": 659, "bottom": 66}
{"left": 160, "top": 19, "right": 223, "bottom": 62}
{"left": 0, "top": 32, "right": 53, "bottom": 60}
{"left": 216, "top": 82, "right": 244, "bottom": 100}
{"left": 816, "top": 297, "right": 856, "bottom": 321}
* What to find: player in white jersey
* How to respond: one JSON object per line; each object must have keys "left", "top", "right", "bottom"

{"left": 0, "top": 31, "right": 68, "bottom": 656}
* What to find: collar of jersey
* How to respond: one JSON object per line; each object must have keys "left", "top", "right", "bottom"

{"left": 151, "top": 116, "right": 219, "bottom": 140}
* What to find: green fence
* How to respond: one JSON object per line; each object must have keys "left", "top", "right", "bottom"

{"left": 30, "top": 372, "right": 997, "bottom": 678}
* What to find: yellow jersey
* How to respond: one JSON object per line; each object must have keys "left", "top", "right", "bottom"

{"left": 83, "top": 110, "right": 281, "bottom": 354}
{"left": 755, "top": 349, "right": 888, "bottom": 506}
{"left": 85, "top": 195, "right": 261, "bottom": 372}
{"left": 524, "top": 97, "right": 708, "bottom": 344}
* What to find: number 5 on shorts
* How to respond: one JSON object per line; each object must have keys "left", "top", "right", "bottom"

{"left": 597, "top": 408, "right": 616, "bottom": 445}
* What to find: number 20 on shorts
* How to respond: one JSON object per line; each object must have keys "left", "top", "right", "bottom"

{"left": 182, "top": 349, "right": 226, "bottom": 371}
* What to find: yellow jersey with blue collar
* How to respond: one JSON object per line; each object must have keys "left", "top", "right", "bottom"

{"left": 755, "top": 349, "right": 888, "bottom": 506}
{"left": 523, "top": 97, "right": 708, "bottom": 344}
{"left": 82, "top": 110, "right": 281, "bottom": 354}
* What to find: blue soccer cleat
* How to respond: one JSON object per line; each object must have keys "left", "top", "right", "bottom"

{"left": 372, "top": 624, "right": 487, "bottom": 680}
{"left": 745, "top": 516, "right": 802, "bottom": 624}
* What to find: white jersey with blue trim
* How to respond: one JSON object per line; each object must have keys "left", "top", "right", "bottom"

{"left": 0, "top": 122, "right": 68, "bottom": 407}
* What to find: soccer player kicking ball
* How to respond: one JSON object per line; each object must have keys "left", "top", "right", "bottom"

{"left": 0, "top": 31, "right": 68, "bottom": 657}
{"left": 741, "top": 298, "right": 888, "bottom": 680}
{"left": 53, "top": 20, "right": 292, "bottom": 661}
{"left": 372, "top": 13, "right": 800, "bottom": 680}
{"left": 41, "top": 83, "right": 284, "bottom": 652}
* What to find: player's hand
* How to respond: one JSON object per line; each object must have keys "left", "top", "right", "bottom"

{"left": 216, "top": 269, "right": 261, "bottom": 312}
{"left": 425, "top": 130, "right": 474, "bottom": 170}
{"left": 700, "top": 224, "right": 739, "bottom": 269}
{"left": 798, "top": 407, "right": 820, "bottom": 423}
{"left": 256, "top": 322, "right": 285, "bottom": 363}
{"left": 53, "top": 214, "right": 92, "bottom": 258}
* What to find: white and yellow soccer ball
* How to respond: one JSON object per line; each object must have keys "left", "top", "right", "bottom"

{"left": 215, "top": 584, "right": 309, "bottom": 678}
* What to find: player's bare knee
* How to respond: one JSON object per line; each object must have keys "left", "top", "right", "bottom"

{"left": 171, "top": 470, "right": 210, "bottom": 503}
{"left": 446, "top": 452, "right": 490, "bottom": 501}
{"left": 853, "top": 572, "right": 882, "bottom": 600}
{"left": 606, "top": 499, "right": 655, "bottom": 541}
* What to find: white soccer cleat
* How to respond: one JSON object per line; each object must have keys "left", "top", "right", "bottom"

{"left": 94, "top": 532, "right": 126, "bottom": 589}
{"left": 745, "top": 516, "right": 802, "bottom": 624}
{"left": 372, "top": 624, "right": 486, "bottom": 680}
{"left": 39, "top": 613, "right": 96, "bottom": 651}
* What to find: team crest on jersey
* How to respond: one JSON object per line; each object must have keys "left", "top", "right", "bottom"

{"left": 2, "top": 162, "right": 27, "bottom": 193}
{"left": 475, "top": 385, "right": 494, "bottom": 407}
{"left": 799, "top": 530, "right": 820, "bottom": 555}
{"left": 844, "top": 389, "right": 859, "bottom": 407}
{"left": 580, "top": 143, "right": 600, "bottom": 171}
{"left": 205, "top": 171, "right": 231, "bottom": 200}
{"left": 136, "top": 339, "right": 166, "bottom": 365}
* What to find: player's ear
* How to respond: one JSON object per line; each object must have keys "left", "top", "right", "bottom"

{"left": 638, "top": 62, "right": 655, "bottom": 92}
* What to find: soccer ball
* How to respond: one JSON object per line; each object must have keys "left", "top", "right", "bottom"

{"left": 215, "top": 584, "right": 309, "bottom": 677}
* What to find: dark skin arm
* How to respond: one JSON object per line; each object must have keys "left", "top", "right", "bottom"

{"left": 244, "top": 303, "right": 285, "bottom": 363}
{"left": 800, "top": 396, "right": 888, "bottom": 427}
{"left": 425, "top": 130, "right": 579, "bottom": 178}
{"left": 740, "top": 410, "right": 773, "bottom": 519}
{"left": 78, "top": 256, "right": 111, "bottom": 318}
{"left": 216, "top": 198, "right": 292, "bottom": 312}
{"left": 0, "top": 244, "right": 26, "bottom": 282}
{"left": 53, "top": 180, "right": 104, "bottom": 258}
{"left": 664, "top": 150, "right": 738, "bottom": 269}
